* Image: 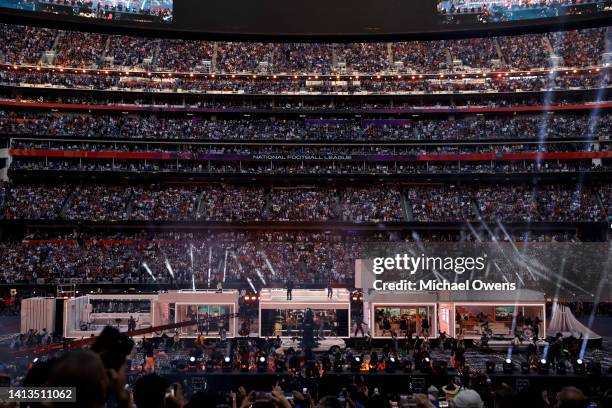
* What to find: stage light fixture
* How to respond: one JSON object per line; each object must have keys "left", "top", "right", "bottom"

{"left": 189, "top": 356, "right": 196, "bottom": 363}
{"left": 538, "top": 359, "right": 549, "bottom": 374}
{"left": 385, "top": 357, "right": 397, "bottom": 373}
{"left": 257, "top": 355, "right": 268, "bottom": 372}
{"left": 520, "top": 362, "right": 530, "bottom": 374}
{"left": 574, "top": 359, "right": 585, "bottom": 374}
{"left": 502, "top": 359, "right": 514, "bottom": 374}
{"left": 419, "top": 357, "right": 431, "bottom": 373}
{"left": 222, "top": 356, "right": 233, "bottom": 372}
{"left": 485, "top": 361, "right": 496, "bottom": 374}
{"left": 351, "top": 356, "right": 362, "bottom": 372}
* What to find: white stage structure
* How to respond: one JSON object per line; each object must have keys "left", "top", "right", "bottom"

{"left": 258, "top": 288, "right": 351, "bottom": 338}
{"left": 548, "top": 302, "right": 601, "bottom": 339}
{"left": 63, "top": 293, "right": 157, "bottom": 338}
{"left": 153, "top": 289, "right": 239, "bottom": 338}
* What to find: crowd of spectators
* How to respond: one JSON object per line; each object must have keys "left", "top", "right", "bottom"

{"left": 272, "top": 44, "right": 334, "bottom": 74}
{"left": 335, "top": 43, "right": 391, "bottom": 72}
{"left": 497, "top": 34, "right": 551, "bottom": 69}
{"left": 0, "top": 24, "right": 608, "bottom": 74}
{"left": 3, "top": 110, "right": 612, "bottom": 141}
{"left": 156, "top": 39, "right": 214, "bottom": 72}
{"left": 446, "top": 38, "right": 500, "bottom": 68}
{"left": 476, "top": 184, "right": 606, "bottom": 222}
{"left": 216, "top": 43, "right": 272, "bottom": 73}
{"left": 0, "top": 227, "right": 592, "bottom": 285}
{"left": 1, "top": 183, "right": 71, "bottom": 219}
{"left": 407, "top": 186, "right": 478, "bottom": 222}
{"left": 548, "top": 28, "right": 608, "bottom": 68}
{"left": 10, "top": 156, "right": 609, "bottom": 175}
{"left": 0, "top": 182, "right": 607, "bottom": 222}
{"left": 2, "top": 66, "right": 608, "bottom": 94}
{"left": 10, "top": 138, "right": 608, "bottom": 156}
{"left": 53, "top": 31, "right": 107, "bottom": 68}
{"left": 0, "top": 24, "right": 56, "bottom": 65}
{"left": 104, "top": 35, "right": 155, "bottom": 68}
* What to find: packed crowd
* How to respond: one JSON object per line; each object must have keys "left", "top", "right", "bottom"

{"left": 0, "top": 182, "right": 607, "bottom": 222}
{"left": 3, "top": 111, "right": 612, "bottom": 141}
{"left": 476, "top": 185, "right": 605, "bottom": 222}
{"left": 9, "top": 139, "right": 609, "bottom": 157}
{"left": 10, "top": 157, "right": 609, "bottom": 176}
{"left": 1, "top": 24, "right": 608, "bottom": 72}
{"left": 0, "top": 227, "right": 594, "bottom": 286}
{"left": 1, "top": 67, "right": 609, "bottom": 94}
{"left": 0, "top": 230, "right": 361, "bottom": 285}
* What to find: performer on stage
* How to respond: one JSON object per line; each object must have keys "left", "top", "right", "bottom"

{"left": 128, "top": 315, "right": 137, "bottom": 332}
{"left": 286, "top": 279, "right": 294, "bottom": 300}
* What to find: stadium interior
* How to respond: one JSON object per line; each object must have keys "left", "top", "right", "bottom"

{"left": 0, "top": 11, "right": 610, "bottom": 408}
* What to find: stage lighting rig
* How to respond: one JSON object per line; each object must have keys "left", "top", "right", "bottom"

{"left": 502, "top": 359, "right": 514, "bottom": 374}
{"left": 419, "top": 356, "right": 431, "bottom": 373}
{"left": 222, "top": 356, "right": 233, "bottom": 372}
{"left": 351, "top": 356, "right": 362, "bottom": 372}
{"left": 538, "top": 359, "right": 549, "bottom": 374}
{"left": 573, "top": 359, "right": 585, "bottom": 374}
{"left": 385, "top": 356, "right": 397, "bottom": 373}
{"left": 257, "top": 355, "right": 268, "bottom": 372}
